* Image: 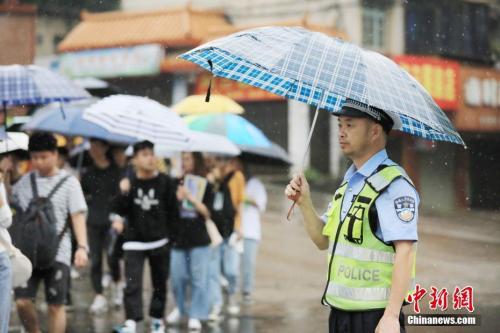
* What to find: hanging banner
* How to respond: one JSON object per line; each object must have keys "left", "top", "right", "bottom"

{"left": 59, "top": 44, "right": 163, "bottom": 78}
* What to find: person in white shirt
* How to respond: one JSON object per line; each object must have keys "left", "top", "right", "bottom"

{"left": 0, "top": 160, "right": 14, "bottom": 333}
{"left": 240, "top": 176, "right": 267, "bottom": 304}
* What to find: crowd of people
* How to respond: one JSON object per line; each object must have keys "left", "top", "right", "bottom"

{"left": 0, "top": 132, "right": 267, "bottom": 333}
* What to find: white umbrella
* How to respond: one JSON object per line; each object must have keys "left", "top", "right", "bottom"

{"left": 0, "top": 132, "right": 29, "bottom": 153}
{"left": 125, "top": 131, "right": 240, "bottom": 157}
{"left": 82, "top": 95, "right": 191, "bottom": 150}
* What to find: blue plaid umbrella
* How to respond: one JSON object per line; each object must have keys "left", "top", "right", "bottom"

{"left": 0, "top": 64, "right": 90, "bottom": 139}
{"left": 0, "top": 65, "right": 90, "bottom": 106}
{"left": 180, "top": 26, "right": 464, "bottom": 146}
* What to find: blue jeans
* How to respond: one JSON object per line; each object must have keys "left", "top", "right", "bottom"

{"left": 208, "top": 244, "right": 223, "bottom": 308}
{"left": 170, "top": 246, "right": 210, "bottom": 320}
{"left": 241, "top": 239, "right": 259, "bottom": 295}
{"left": 221, "top": 239, "right": 239, "bottom": 296}
{"left": 0, "top": 251, "right": 12, "bottom": 333}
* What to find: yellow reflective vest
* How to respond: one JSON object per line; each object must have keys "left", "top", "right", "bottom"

{"left": 322, "top": 165, "right": 417, "bottom": 310}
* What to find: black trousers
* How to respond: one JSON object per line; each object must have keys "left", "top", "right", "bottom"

{"left": 88, "top": 225, "right": 122, "bottom": 294}
{"left": 329, "top": 307, "right": 406, "bottom": 333}
{"left": 124, "top": 245, "right": 170, "bottom": 321}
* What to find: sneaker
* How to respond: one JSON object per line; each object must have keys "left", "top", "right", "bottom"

{"left": 220, "top": 276, "right": 229, "bottom": 293}
{"left": 89, "top": 294, "right": 108, "bottom": 315}
{"left": 150, "top": 318, "right": 165, "bottom": 333}
{"left": 113, "top": 319, "right": 136, "bottom": 333}
{"left": 187, "top": 318, "right": 202, "bottom": 331}
{"left": 208, "top": 304, "right": 223, "bottom": 321}
{"left": 102, "top": 273, "right": 112, "bottom": 289}
{"left": 112, "top": 282, "right": 124, "bottom": 307}
{"left": 166, "top": 308, "right": 182, "bottom": 325}
{"left": 70, "top": 267, "right": 81, "bottom": 279}
{"left": 242, "top": 293, "right": 254, "bottom": 305}
{"left": 226, "top": 295, "right": 240, "bottom": 316}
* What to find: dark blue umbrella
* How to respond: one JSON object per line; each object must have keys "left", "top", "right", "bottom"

{"left": 23, "top": 99, "right": 137, "bottom": 144}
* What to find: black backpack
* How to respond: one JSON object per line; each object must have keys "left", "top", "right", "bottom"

{"left": 10, "top": 172, "right": 71, "bottom": 269}
{"left": 210, "top": 179, "right": 236, "bottom": 239}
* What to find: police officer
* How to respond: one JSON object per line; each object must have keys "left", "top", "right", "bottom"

{"left": 285, "top": 99, "right": 418, "bottom": 333}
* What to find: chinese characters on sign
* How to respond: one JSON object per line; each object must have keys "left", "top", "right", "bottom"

{"left": 455, "top": 66, "right": 500, "bottom": 131}
{"left": 393, "top": 56, "right": 460, "bottom": 110}
{"left": 407, "top": 284, "right": 475, "bottom": 313}
{"left": 464, "top": 76, "right": 500, "bottom": 108}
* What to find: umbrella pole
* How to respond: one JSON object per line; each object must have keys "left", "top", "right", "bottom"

{"left": 76, "top": 149, "right": 84, "bottom": 174}
{"left": 2, "top": 102, "right": 7, "bottom": 152}
{"left": 59, "top": 101, "right": 66, "bottom": 120}
{"left": 287, "top": 94, "right": 323, "bottom": 221}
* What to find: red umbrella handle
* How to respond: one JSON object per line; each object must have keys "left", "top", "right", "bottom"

{"left": 286, "top": 201, "right": 296, "bottom": 221}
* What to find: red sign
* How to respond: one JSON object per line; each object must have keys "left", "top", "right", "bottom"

{"left": 194, "top": 73, "right": 283, "bottom": 102}
{"left": 407, "top": 284, "right": 475, "bottom": 314}
{"left": 393, "top": 56, "right": 460, "bottom": 110}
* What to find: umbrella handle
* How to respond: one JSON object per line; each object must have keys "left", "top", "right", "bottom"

{"left": 286, "top": 201, "right": 296, "bottom": 221}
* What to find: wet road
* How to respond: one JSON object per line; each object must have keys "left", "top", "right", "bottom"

{"left": 8, "top": 181, "right": 500, "bottom": 332}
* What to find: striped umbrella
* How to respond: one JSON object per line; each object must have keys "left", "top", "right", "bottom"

{"left": 82, "top": 95, "right": 191, "bottom": 150}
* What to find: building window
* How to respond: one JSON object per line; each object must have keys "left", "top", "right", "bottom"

{"left": 405, "top": 0, "right": 491, "bottom": 63}
{"left": 362, "top": 7, "right": 386, "bottom": 50}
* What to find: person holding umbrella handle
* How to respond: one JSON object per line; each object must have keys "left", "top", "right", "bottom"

{"left": 285, "top": 100, "right": 419, "bottom": 333}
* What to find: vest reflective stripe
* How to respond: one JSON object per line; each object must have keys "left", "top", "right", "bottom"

{"left": 327, "top": 283, "right": 390, "bottom": 301}
{"left": 327, "top": 278, "right": 417, "bottom": 302}
{"left": 367, "top": 166, "right": 412, "bottom": 192}
{"left": 329, "top": 242, "right": 395, "bottom": 264}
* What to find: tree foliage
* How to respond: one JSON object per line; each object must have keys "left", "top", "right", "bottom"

{"left": 21, "top": 0, "right": 120, "bottom": 18}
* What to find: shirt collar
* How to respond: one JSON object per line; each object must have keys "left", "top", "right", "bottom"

{"left": 343, "top": 149, "right": 389, "bottom": 182}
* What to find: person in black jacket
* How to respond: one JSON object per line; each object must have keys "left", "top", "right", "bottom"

{"left": 110, "top": 141, "right": 177, "bottom": 333}
{"left": 206, "top": 158, "right": 235, "bottom": 321}
{"left": 166, "top": 152, "right": 213, "bottom": 332}
{"left": 81, "top": 138, "right": 122, "bottom": 314}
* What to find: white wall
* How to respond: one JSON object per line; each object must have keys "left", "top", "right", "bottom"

{"left": 35, "top": 16, "right": 71, "bottom": 57}
{"left": 288, "top": 99, "right": 310, "bottom": 173}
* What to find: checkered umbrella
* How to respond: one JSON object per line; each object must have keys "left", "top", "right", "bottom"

{"left": 180, "top": 26, "right": 464, "bottom": 146}
{"left": 0, "top": 65, "right": 90, "bottom": 106}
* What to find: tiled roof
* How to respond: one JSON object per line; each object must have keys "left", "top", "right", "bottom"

{"left": 58, "top": 6, "right": 232, "bottom": 52}
{"left": 204, "top": 19, "right": 348, "bottom": 42}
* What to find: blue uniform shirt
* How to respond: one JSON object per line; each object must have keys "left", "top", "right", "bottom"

{"left": 322, "top": 149, "right": 419, "bottom": 242}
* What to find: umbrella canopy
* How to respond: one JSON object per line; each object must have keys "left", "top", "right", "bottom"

{"left": 82, "top": 95, "right": 191, "bottom": 150}
{"left": 184, "top": 113, "right": 290, "bottom": 163}
{"left": 24, "top": 99, "right": 137, "bottom": 144}
{"left": 0, "top": 65, "right": 90, "bottom": 106}
{"left": 180, "top": 26, "right": 464, "bottom": 145}
{"left": 135, "top": 131, "right": 240, "bottom": 158}
{"left": 0, "top": 132, "right": 29, "bottom": 154}
{"left": 173, "top": 94, "right": 244, "bottom": 115}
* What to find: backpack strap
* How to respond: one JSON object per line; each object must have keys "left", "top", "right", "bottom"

{"left": 30, "top": 172, "right": 39, "bottom": 199}
{"left": 47, "top": 175, "right": 71, "bottom": 200}
{"left": 50, "top": 176, "right": 72, "bottom": 242}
